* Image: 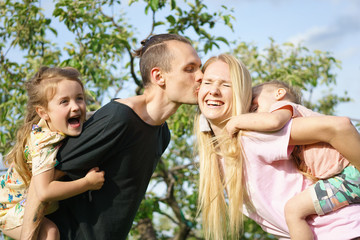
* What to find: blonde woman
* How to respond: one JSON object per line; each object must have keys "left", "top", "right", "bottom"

{"left": 195, "top": 53, "right": 360, "bottom": 239}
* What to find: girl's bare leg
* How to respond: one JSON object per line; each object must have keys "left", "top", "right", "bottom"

{"left": 2, "top": 217, "right": 59, "bottom": 240}
{"left": 285, "top": 188, "right": 315, "bottom": 240}
{"left": 38, "top": 218, "right": 60, "bottom": 240}
{"left": 2, "top": 226, "right": 22, "bottom": 239}
{"left": 21, "top": 170, "right": 65, "bottom": 240}
{"left": 20, "top": 180, "right": 47, "bottom": 240}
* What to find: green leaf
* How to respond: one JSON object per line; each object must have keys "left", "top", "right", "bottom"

{"left": 1, "top": 133, "right": 5, "bottom": 146}
{"left": 215, "top": 36, "right": 229, "bottom": 45}
{"left": 170, "top": 0, "right": 176, "bottom": 9}
{"left": 149, "top": 0, "right": 159, "bottom": 12}
{"left": 166, "top": 15, "right": 176, "bottom": 25}
{"left": 154, "top": 21, "right": 165, "bottom": 27}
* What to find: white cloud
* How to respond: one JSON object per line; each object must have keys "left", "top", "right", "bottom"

{"left": 288, "top": 14, "right": 360, "bottom": 51}
{"left": 288, "top": 26, "right": 332, "bottom": 46}
{"left": 338, "top": 46, "right": 360, "bottom": 60}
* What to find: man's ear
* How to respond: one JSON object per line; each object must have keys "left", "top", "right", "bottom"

{"left": 150, "top": 67, "right": 165, "bottom": 87}
{"left": 275, "top": 88, "right": 287, "bottom": 100}
{"left": 36, "top": 106, "right": 49, "bottom": 120}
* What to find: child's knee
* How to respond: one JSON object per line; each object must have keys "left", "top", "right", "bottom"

{"left": 285, "top": 197, "right": 310, "bottom": 222}
{"left": 40, "top": 218, "right": 60, "bottom": 240}
{"left": 284, "top": 199, "right": 295, "bottom": 217}
{"left": 48, "top": 224, "right": 60, "bottom": 240}
{"left": 285, "top": 198, "right": 301, "bottom": 220}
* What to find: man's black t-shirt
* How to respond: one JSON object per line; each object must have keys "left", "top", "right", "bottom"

{"left": 48, "top": 99, "right": 170, "bottom": 240}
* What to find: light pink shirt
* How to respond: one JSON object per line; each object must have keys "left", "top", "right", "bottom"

{"left": 241, "top": 120, "right": 360, "bottom": 239}
{"left": 270, "top": 101, "right": 349, "bottom": 179}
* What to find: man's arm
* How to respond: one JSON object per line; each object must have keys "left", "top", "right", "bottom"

{"left": 226, "top": 108, "right": 292, "bottom": 135}
{"left": 290, "top": 116, "right": 360, "bottom": 170}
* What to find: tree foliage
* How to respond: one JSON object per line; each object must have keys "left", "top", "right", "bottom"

{"left": 232, "top": 39, "right": 350, "bottom": 115}
{"left": 0, "top": 0, "right": 352, "bottom": 239}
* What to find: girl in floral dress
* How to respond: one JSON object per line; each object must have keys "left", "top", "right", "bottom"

{"left": 0, "top": 67, "right": 105, "bottom": 240}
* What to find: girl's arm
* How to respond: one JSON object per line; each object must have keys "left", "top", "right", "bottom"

{"left": 32, "top": 167, "right": 105, "bottom": 202}
{"left": 290, "top": 116, "right": 360, "bottom": 170}
{"left": 226, "top": 107, "right": 292, "bottom": 135}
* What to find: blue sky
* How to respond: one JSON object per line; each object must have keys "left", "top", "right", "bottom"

{"left": 122, "top": 0, "right": 360, "bottom": 122}
{"left": 222, "top": 0, "right": 360, "bottom": 122}
{"left": 204, "top": 0, "right": 360, "bottom": 122}
{"left": 10, "top": 0, "right": 360, "bottom": 122}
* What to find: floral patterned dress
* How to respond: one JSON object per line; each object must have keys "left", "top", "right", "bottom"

{"left": 0, "top": 119, "right": 65, "bottom": 230}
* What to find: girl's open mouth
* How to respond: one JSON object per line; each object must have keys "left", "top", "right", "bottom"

{"left": 68, "top": 117, "right": 81, "bottom": 128}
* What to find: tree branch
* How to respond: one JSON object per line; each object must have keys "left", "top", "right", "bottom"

{"left": 156, "top": 159, "right": 192, "bottom": 240}
{"left": 155, "top": 207, "right": 179, "bottom": 225}
{"left": 98, "top": 6, "right": 142, "bottom": 92}
{"left": 152, "top": 162, "right": 196, "bottom": 178}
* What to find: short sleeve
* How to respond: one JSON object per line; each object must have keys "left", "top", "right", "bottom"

{"left": 242, "top": 120, "right": 294, "bottom": 164}
{"left": 269, "top": 101, "right": 299, "bottom": 117}
{"left": 29, "top": 121, "right": 65, "bottom": 176}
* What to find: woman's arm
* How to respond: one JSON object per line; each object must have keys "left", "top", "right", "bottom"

{"left": 290, "top": 116, "right": 360, "bottom": 170}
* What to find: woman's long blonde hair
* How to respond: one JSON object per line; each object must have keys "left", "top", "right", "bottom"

{"left": 4, "top": 66, "right": 83, "bottom": 186}
{"left": 195, "top": 54, "right": 253, "bottom": 240}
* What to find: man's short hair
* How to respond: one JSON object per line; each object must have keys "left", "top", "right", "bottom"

{"left": 133, "top": 34, "right": 192, "bottom": 87}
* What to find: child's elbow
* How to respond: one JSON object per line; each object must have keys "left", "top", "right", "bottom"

{"left": 340, "top": 116, "right": 353, "bottom": 127}
{"left": 268, "top": 117, "right": 287, "bottom": 131}
{"left": 271, "top": 121, "right": 286, "bottom": 131}
{"left": 334, "top": 116, "right": 354, "bottom": 134}
{"left": 36, "top": 190, "right": 51, "bottom": 202}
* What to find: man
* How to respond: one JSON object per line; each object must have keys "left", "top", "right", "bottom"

{"left": 21, "top": 34, "right": 203, "bottom": 240}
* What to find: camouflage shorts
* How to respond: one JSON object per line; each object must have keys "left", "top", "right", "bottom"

{"left": 309, "top": 165, "right": 360, "bottom": 215}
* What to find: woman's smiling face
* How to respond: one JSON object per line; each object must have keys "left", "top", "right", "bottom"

{"left": 198, "top": 60, "right": 233, "bottom": 128}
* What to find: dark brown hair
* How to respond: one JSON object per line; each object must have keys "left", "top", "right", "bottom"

{"left": 133, "top": 34, "right": 192, "bottom": 87}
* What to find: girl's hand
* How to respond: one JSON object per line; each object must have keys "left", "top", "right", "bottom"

{"left": 84, "top": 167, "right": 105, "bottom": 190}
